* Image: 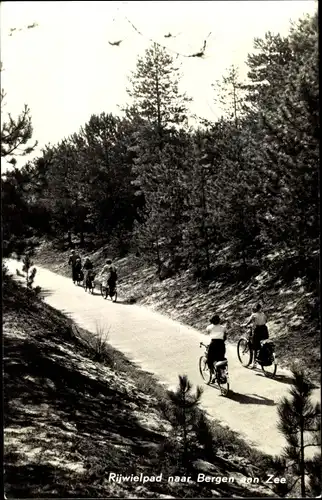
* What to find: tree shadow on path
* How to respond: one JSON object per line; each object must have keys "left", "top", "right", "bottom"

{"left": 255, "top": 372, "right": 319, "bottom": 389}
{"left": 225, "top": 390, "right": 276, "bottom": 406}
{"left": 255, "top": 372, "right": 295, "bottom": 385}
{"left": 38, "top": 287, "right": 53, "bottom": 299}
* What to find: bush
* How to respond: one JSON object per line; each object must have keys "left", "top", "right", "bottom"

{"left": 91, "top": 322, "right": 110, "bottom": 362}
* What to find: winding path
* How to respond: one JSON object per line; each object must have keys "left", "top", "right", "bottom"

{"left": 5, "top": 258, "right": 320, "bottom": 457}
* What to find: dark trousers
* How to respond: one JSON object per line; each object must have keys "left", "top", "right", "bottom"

{"left": 252, "top": 325, "right": 269, "bottom": 353}
{"left": 72, "top": 266, "right": 78, "bottom": 282}
{"left": 207, "top": 339, "right": 226, "bottom": 370}
{"left": 85, "top": 270, "right": 94, "bottom": 286}
{"left": 108, "top": 277, "right": 116, "bottom": 291}
{"left": 73, "top": 265, "right": 83, "bottom": 282}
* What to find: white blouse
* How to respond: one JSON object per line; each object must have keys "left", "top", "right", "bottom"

{"left": 205, "top": 324, "right": 226, "bottom": 340}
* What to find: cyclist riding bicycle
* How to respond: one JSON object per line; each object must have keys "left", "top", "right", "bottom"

{"left": 83, "top": 257, "right": 94, "bottom": 288}
{"left": 68, "top": 249, "right": 81, "bottom": 284}
{"left": 205, "top": 315, "right": 227, "bottom": 382}
{"left": 100, "top": 259, "right": 118, "bottom": 294}
{"left": 244, "top": 303, "right": 269, "bottom": 368}
{"left": 74, "top": 257, "right": 83, "bottom": 284}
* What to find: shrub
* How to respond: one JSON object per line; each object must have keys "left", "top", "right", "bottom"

{"left": 91, "top": 322, "right": 110, "bottom": 362}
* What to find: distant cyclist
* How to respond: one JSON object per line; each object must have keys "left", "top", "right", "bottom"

{"left": 244, "top": 303, "right": 269, "bottom": 368}
{"left": 68, "top": 249, "right": 81, "bottom": 284}
{"left": 100, "top": 259, "right": 118, "bottom": 294}
{"left": 83, "top": 256, "right": 94, "bottom": 288}
{"left": 74, "top": 257, "right": 83, "bottom": 284}
{"left": 205, "top": 315, "right": 227, "bottom": 381}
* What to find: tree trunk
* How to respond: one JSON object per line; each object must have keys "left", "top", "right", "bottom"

{"left": 241, "top": 246, "right": 247, "bottom": 268}
{"left": 67, "top": 231, "right": 72, "bottom": 247}
{"left": 300, "top": 418, "right": 306, "bottom": 497}
{"left": 203, "top": 226, "right": 210, "bottom": 272}
{"left": 182, "top": 405, "right": 187, "bottom": 469}
{"left": 155, "top": 53, "right": 163, "bottom": 151}
{"left": 233, "top": 82, "right": 238, "bottom": 128}
{"left": 201, "top": 165, "right": 211, "bottom": 272}
{"left": 155, "top": 236, "right": 162, "bottom": 277}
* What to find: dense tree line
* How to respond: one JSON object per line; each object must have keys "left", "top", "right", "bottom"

{"left": 2, "top": 13, "right": 319, "bottom": 286}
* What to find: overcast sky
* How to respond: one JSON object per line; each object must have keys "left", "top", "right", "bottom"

{"left": 1, "top": 1, "right": 317, "bottom": 168}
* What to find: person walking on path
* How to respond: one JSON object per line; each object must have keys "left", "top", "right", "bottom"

{"left": 68, "top": 249, "right": 81, "bottom": 284}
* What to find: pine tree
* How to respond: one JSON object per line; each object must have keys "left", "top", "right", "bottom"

{"left": 194, "top": 412, "right": 216, "bottom": 461}
{"left": 132, "top": 201, "right": 164, "bottom": 274}
{"left": 27, "top": 112, "right": 141, "bottom": 249}
{"left": 208, "top": 67, "right": 264, "bottom": 267}
{"left": 130, "top": 126, "right": 192, "bottom": 274}
{"left": 184, "top": 130, "right": 219, "bottom": 275}
{"left": 154, "top": 130, "right": 193, "bottom": 270}
{"left": 275, "top": 366, "right": 321, "bottom": 497}
{"left": 125, "top": 44, "right": 193, "bottom": 272}
{"left": 245, "top": 12, "right": 319, "bottom": 264}
{"left": 2, "top": 161, "right": 51, "bottom": 256}
{"left": 245, "top": 31, "right": 293, "bottom": 111}
{"left": 127, "top": 42, "right": 191, "bottom": 139}
{"left": 1, "top": 88, "right": 38, "bottom": 166}
{"left": 212, "top": 65, "right": 247, "bottom": 126}
{"left": 22, "top": 253, "right": 37, "bottom": 289}
{"left": 162, "top": 375, "right": 203, "bottom": 469}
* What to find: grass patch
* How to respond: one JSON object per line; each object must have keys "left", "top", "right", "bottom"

{"left": 91, "top": 321, "right": 111, "bottom": 362}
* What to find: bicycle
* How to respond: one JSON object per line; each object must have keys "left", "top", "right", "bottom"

{"left": 237, "top": 327, "right": 277, "bottom": 378}
{"left": 100, "top": 281, "right": 118, "bottom": 302}
{"left": 199, "top": 342, "right": 230, "bottom": 396}
{"left": 84, "top": 271, "right": 96, "bottom": 294}
{"left": 76, "top": 270, "right": 84, "bottom": 286}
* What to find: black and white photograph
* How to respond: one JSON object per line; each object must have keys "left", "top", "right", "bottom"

{"left": 2, "top": 0, "right": 320, "bottom": 498}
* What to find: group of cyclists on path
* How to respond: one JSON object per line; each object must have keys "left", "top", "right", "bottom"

{"left": 68, "top": 249, "right": 270, "bottom": 380}
{"left": 68, "top": 249, "right": 118, "bottom": 297}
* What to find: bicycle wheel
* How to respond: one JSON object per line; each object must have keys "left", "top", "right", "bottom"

{"left": 199, "top": 356, "right": 212, "bottom": 384}
{"left": 237, "top": 338, "right": 252, "bottom": 366}
{"left": 216, "top": 366, "right": 230, "bottom": 396}
{"left": 219, "top": 378, "right": 230, "bottom": 396}
{"left": 261, "top": 354, "right": 277, "bottom": 378}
